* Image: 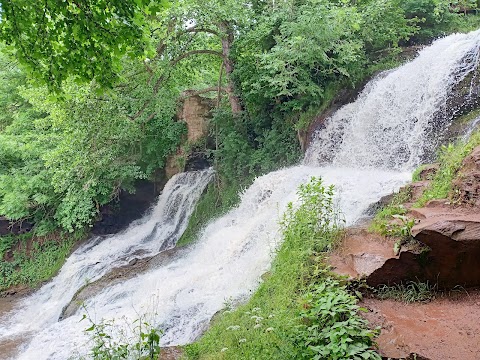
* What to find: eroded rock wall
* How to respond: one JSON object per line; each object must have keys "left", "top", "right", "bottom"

{"left": 165, "top": 95, "right": 214, "bottom": 179}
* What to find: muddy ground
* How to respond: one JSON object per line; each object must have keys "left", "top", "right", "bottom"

{"left": 362, "top": 290, "right": 480, "bottom": 360}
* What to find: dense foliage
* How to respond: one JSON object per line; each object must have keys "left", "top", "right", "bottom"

{"left": 0, "top": 0, "right": 168, "bottom": 90}
{"left": 0, "top": 58, "right": 185, "bottom": 233}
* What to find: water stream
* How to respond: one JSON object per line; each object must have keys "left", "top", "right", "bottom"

{"left": 1, "top": 30, "right": 480, "bottom": 360}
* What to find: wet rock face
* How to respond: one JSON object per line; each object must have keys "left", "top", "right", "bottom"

{"left": 339, "top": 209, "right": 480, "bottom": 289}
{"left": 330, "top": 203, "right": 480, "bottom": 288}
{"left": 423, "top": 51, "right": 480, "bottom": 161}
{"left": 331, "top": 145, "right": 480, "bottom": 289}
{"left": 447, "top": 50, "right": 480, "bottom": 122}
{"left": 92, "top": 180, "right": 161, "bottom": 236}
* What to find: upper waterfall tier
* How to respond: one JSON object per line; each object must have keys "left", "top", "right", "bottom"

{"left": 305, "top": 30, "right": 480, "bottom": 171}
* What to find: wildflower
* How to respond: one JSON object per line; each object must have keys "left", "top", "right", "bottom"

{"left": 251, "top": 307, "right": 261, "bottom": 313}
{"left": 251, "top": 315, "right": 264, "bottom": 323}
{"left": 239, "top": 338, "right": 247, "bottom": 343}
{"left": 254, "top": 324, "right": 262, "bottom": 329}
{"left": 265, "top": 327, "right": 274, "bottom": 332}
{"left": 221, "top": 348, "right": 228, "bottom": 352}
{"left": 226, "top": 325, "right": 241, "bottom": 331}
{"left": 268, "top": 314, "right": 275, "bottom": 319}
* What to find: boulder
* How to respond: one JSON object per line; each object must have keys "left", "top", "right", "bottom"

{"left": 410, "top": 209, "right": 480, "bottom": 288}
{"left": 415, "top": 164, "right": 439, "bottom": 181}
{"left": 329, "top": 205, "right": 480, "bottom": 289}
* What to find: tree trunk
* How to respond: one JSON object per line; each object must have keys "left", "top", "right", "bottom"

{"left": 219, "top": 21, "right": 242, "bottom": 114}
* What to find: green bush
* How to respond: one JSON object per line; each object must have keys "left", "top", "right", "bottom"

{"left": 177, "top": 182, "right": 241, "bottom": 247}
{"left": 295, "top": 278, "right": 380, "bottom": 360}
{"left": 212, "top": 109, "right": 301, "bottom": 187}
{"left": 0, "top": 231, "right": 83, "bottom": 291}
{"left": 416, "top": 129, "right": 480, "bottom": 206}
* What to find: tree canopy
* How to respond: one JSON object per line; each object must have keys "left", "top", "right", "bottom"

{"left": 0, "top": 0, "right": 167, "bottom": 90}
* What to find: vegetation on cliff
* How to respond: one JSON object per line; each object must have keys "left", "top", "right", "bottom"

{"left": 1, "top": 0, "right": 478, "bottom": 235}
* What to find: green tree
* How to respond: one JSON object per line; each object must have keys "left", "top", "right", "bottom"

{"left": 0, "top": 0, "right": 167, "bottom": 90}
{"left": 0, "top": 66, "right": 185, "bottom": 232}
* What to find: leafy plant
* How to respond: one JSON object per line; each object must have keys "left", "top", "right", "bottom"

{"left": 295, "top": 278, "right": 381, "bottom": 360}
{"left": 0, "top": 0, "right": 164, "bottom": 90}
{"left": 385, "top": 215, "right": 416, "bottom": 239}
{"left": 80, "top": 310, "right": 162, "bottom": 360}
{"left": 0, "top": 231, "right": 83, "bottom": 292}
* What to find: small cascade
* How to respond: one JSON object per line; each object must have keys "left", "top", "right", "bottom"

{"left": 0, "top": 169, "right": 213, "bottom": 344}
{"left": 1, "top": 30, "right": 480, "bottom": 360}
{"left": 462, "top": 114, "right": 480, "bottom": 141}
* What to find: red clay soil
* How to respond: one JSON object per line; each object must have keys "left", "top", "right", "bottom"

{"left": 361, "top": 290, "right": 480, "bottom": 360}
{"left": 328, "top": 228, "right": 397, "bottom": 280}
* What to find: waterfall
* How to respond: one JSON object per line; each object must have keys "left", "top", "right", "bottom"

{"left": 305, "top": 30, "right": 480, "bottom": 170}
{"left": 0, "top": 169, "right": 214, "bottom": 355}
{"left": 1, "top": 30, "right": 480, "bottom": 360}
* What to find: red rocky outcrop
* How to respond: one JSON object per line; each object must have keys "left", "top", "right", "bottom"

{"left": 410, "top": 207, "right": 480, "bottom": 288}
{"left": 330, "top": 146, "right": 480, "bottom": 288}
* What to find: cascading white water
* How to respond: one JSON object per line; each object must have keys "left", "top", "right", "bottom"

{"left": 306, "top": 30, "right": 480, "bottom": 170}
{"left": 0, "top": 170, "right": 214, "bottom": 352}
{"left": 462, "top": 114, "right": 480, "bottom": 141}
{"left": 1, "top": 30, "right": 480, "bottom": 360}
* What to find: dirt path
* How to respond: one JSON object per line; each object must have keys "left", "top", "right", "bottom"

{"left": 361, "top": 290, "right": 480, "bottom": 360}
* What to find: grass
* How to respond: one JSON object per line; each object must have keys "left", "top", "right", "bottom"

{"left": 0, "top": 230, "right": 85, "bottom": 292}
{"left": 369, "top": 188, "right": 412, "bottom": 237}
{"left": 184, "top": 178, "right": 381, "bottom": 360}
{"left": 415, "top": 129, "right": 480, "bottom": 207}
{"left": 374, "top": 281, "right": 437, "bottom": 303}
{"left": 176, "top": 181, "right": 242, "bottom": 247}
